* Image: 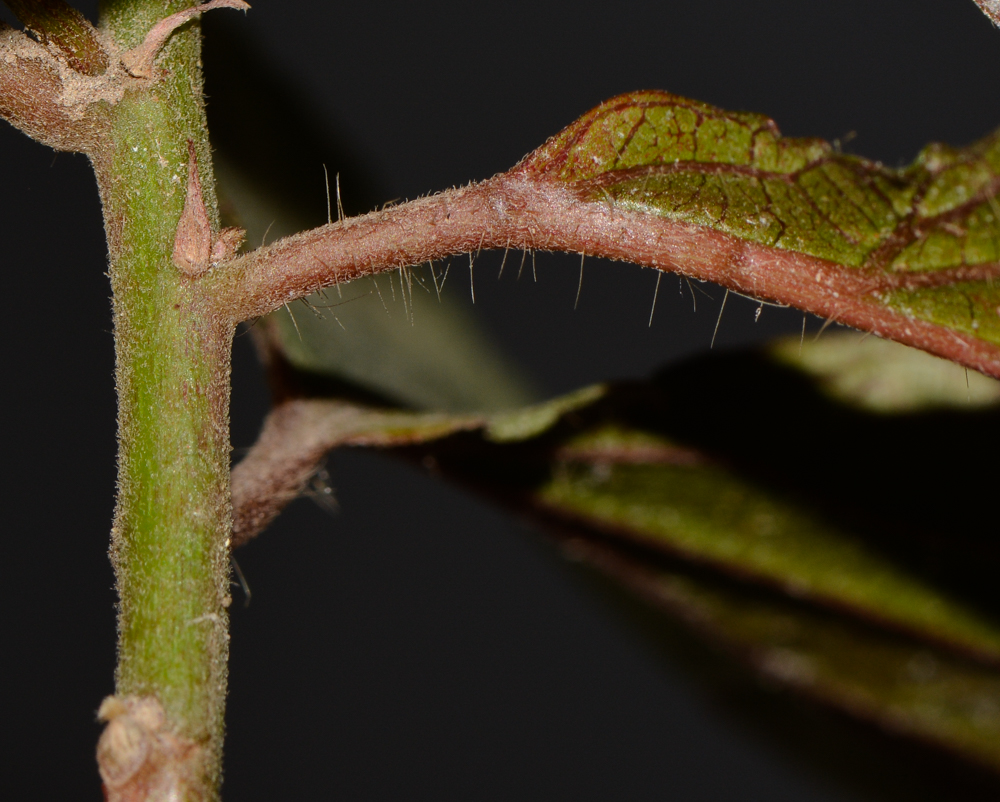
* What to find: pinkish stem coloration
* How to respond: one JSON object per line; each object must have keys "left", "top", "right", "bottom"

{"left": 974, "top": 0, "right": 1000, "bottom": 26}
{"left": 217, "top": 171, "right": 1000, "bottom": 380}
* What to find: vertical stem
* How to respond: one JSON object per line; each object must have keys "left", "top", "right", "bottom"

{"left": 96, "top": 2, "right": 231, "bottom": 798}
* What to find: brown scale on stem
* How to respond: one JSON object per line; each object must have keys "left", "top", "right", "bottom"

{"left": 97, "top": 696, "right": 204, "bottom": 802}
{"left": 173, "top": 141, "right": 246, "bottom": 277}
{"left": 173, "top": 141, "right": 213, "bottom": 276}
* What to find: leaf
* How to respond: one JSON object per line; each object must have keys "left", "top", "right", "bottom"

{"left": 772, "top": 330, "right": 1000, "bottom": 413}
{"left": 485, "top": 385, "right": 606, "bottom": 441}
{"left": 265, "top": 280, "right": 535, "bottom": 413}
{"left": 524, "top": 91, "right": 1000, "bottom": 276}
{"left": 232, "top": 327, "right": 1000, "bottom": 767}
{"left": 236, "top": 338, "right": 1000, "bottom": 648}
{"left": 521, "top": 91, "right": 1000, "bottom": 357}
{"left": 535, "top": 433, "right": 1000, "bottom": 664}
{"left": 228, "top": 89, "right": 1000, "bottom": 377}
{"left": 563, "top": 535, "right": 1000, "bottom": 773}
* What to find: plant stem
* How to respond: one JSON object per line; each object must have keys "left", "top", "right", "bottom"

{"left": 218, "top": 176, "right": 1000, "bottom": 380}
{"left": 96, "top": 2, "right": 231, "bottom": 798}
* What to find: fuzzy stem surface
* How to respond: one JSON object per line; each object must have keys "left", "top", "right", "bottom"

{"left": 216, "top": 175, "right": 1000, "bottom": 380}
{"left": 96, "top": 2, "right": 232, "bottom": 798}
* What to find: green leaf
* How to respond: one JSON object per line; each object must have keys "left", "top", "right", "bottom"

{"left": 485, "top": 385, "right": 606, "bottom": 441}
{"left": 565, "top": 536, "right": 1000, "bottom": 772}
{"left": 537, "top": 438, "right": 1000, "bottom": 664}
{"left": 525, "top": 91, "right": 1000, "bottom": 274}
{"left": 236, "top": 344, "right": 1000, "bottom": 767}
{"left": 235, "top": 296, "right": 1000, "bottom": 768}
{"left": 772, "top": 330, "right": 1000, "bottom": 413}
{"left": 239, "top": 334, "right": 1000, "bottom": 660}
{"left": 265, "top": 280, "right": 535, "bottom": 413}
{"left": 519, "top": 91, "right": 1000, "bottom": 373}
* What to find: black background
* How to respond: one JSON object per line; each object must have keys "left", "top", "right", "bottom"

{"left": 3, "top": 1, "right": 1000, "bottom": 799}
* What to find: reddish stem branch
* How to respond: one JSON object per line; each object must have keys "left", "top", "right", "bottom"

{"left": 230, "top": 401, "right": 342, "bottom": 547}
{"left": 5, "top": 0, "right": 109, "bottom": 76}
{"left": 0, "top": 26, "right": 108, "bottom": 151}
{"left": 220, "top": 171, "right": 1000, "bottom": 379}
{"left": 231, "top": 400, "right": 482, "bottom": 546}
{"left": 974, "top": 0, "right": 1000, "bottom": 26}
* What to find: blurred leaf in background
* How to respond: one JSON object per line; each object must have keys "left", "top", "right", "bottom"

{"left": 235, "top": 323, "right": 1000, "bottom": 776}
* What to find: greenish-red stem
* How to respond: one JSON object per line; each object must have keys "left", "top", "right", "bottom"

{"left": 217, "top": 175, "right": 1000, "bottom": 380}
{"left": 97, "top": 1, "right": 232, "bottom": 796}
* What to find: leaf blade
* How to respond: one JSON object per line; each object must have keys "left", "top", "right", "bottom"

{"left": 536, "top": 452, "right": 1000, "bottom": 664}
{"left": 233, "top": 334, "right": 1000, "bottom": 768}
{"left": 521, "top": 91, "right": 1000, "bottom": 278}
{"left": 567, "top": 536, "right": 1000, "bottom": 773}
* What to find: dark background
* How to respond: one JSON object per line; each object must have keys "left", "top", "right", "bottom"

{"left": 3, "top": 1, "right": 1000, "bottom": 799}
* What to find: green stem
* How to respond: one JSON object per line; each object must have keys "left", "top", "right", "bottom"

{"left": 97, "top": 2, "right": 231, "bottom": 798}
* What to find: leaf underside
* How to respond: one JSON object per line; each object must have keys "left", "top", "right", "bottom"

{"left": 520, "top": 91, "right": 1000, "bottom": 363}
{"left": 528, "top": 91, "right": 997, "bottom": 274}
